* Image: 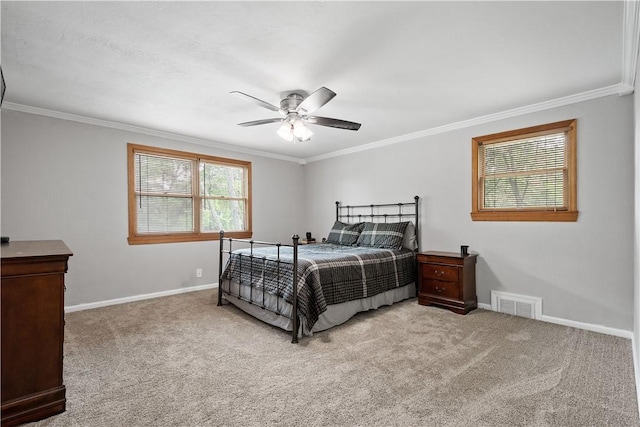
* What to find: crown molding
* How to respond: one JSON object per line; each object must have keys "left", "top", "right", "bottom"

{"left": 1, "top": 102, "right": 306, "bottom": 165}
{"left": 304, "top": 83, "right": 628, "bottom": 164}
{"left": 622, "top": 0, "right": 640, "bottom": 88}
{"left": 4, "top": 80, "right": 626, "bottom": 167}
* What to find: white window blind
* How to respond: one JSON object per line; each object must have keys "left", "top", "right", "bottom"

{"left": 479, "top": 131, "right": 568, "bottom": 211}
{"left": 134, "top": 153, "right": 195, "bottom": 233}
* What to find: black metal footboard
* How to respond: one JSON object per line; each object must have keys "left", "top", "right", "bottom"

{"left": 218, "top": 231, "right": 301, "bottom": 343}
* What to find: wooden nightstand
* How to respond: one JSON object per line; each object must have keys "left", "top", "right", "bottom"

{"left": 417, "top": 251, "right": 477, "bottom": 314}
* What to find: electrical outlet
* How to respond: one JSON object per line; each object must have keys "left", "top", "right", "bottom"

{"left": 196, "top": 268, "right": 202, "bottom": 278}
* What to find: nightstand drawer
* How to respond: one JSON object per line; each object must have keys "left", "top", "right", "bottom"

{"left": 423, "top": 280, "right": 459, "bottom": 299}
{"left": 421, "top": 264, "right": 459, "bottom": 282}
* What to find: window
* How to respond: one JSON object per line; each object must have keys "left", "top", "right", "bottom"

{"left": 471, "top": 119, "right": 578, "bottom": 222}
{"left": 127, "top": 144, "right": 252, "bottom": 244}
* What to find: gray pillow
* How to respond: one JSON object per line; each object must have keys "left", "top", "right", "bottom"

{"left": 356, "top": 222, "right": 409, "bottom": 249}
{"left": 326, "top": 221, "right": 365, "bottom": 245}
{"left": 402, "top": 222, "right": 418, "bottom": 250}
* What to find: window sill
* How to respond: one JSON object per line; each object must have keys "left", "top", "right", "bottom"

{"left": 128, "top": 231, "right": 252, "bottom": 245}
{"left": 470, "top": 211, "right": 578, "bottom": 222}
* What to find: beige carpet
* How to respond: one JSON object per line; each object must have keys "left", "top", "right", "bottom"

{"left": 29, "top": 290, "right": 638, "bottom": 427}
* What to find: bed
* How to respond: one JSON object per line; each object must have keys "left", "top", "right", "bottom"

{"left": 217, "top": 197, "right": 420, "bottom": 343}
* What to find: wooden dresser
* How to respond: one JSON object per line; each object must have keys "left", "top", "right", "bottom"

{"left": 1, "top": 240, "right": 72, "bottom": 426}
{"left": 417, "top": 251, "right": 477, "bottom": 314}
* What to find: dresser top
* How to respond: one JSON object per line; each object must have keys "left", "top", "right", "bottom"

{"left": 1, "top": 240, "right": 73, "bottom": 260}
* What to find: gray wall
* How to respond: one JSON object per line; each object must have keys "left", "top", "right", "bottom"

{"left": 0, "top": 110, "right": 305, "bottom": 306}
{"left": 1, "top": 94, "right": 635, "bottom": 332}
{"left": 304, "top": 95, "right": 634, "bottom": 331}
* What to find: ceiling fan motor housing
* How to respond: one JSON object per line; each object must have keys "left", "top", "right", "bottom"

{"left": 280, "top": 93, "right": 304, "bottom": 112}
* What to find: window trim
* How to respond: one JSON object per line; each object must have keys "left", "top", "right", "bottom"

{"left": 471, "top": 119, "right": 578, "bottom": 222}
{"left": 127, "top": 143, "right": 252, "bottom": 244}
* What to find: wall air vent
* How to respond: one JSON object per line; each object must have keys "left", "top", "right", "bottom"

{"left": 491, "top": 291, "right": 542, "bottom": 320}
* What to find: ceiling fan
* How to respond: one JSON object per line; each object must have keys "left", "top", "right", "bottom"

{"left": 231, "top": 86, "right": 361, "bottom": 142}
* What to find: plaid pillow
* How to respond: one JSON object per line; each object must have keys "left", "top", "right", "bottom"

{"left": 326, "top": 221, "right": 364, "bottom": 245}
{"left": 356, "top": 222, "right": 409, "bottom": 249}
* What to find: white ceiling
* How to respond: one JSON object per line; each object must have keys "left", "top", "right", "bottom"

{"left": 0, "top": 1, "right": 633, "bottom": 163}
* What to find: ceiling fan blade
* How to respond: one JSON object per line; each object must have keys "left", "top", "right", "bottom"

{"left": 237, "top": 118, "right": 283, "bottom": 127}
{"left": 305, "top": 116, "right": 361, "bottom": 131}
{"left": 231, "top": 91, "right": 281, "bottom": 112}
{"left": 297, "top": 87, "right": 336, "bottom": 115}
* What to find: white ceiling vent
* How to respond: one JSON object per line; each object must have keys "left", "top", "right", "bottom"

{"left": 491, "top": 291, "right": 542, "bottom": 320}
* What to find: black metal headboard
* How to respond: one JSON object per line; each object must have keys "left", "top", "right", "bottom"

{"left": 335, "top": 196, "right": 420, "bottom": 250}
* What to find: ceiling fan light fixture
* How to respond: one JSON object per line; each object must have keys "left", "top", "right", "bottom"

{"left": 277, "top": 122, "right": 294, "bottom": 142}
{"left": 293, "top": 119, "right": 313, "bottom": 142}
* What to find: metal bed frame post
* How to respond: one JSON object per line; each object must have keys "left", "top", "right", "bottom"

{"left": 291, "top": 234, "right": 299, "bottom": 344}
{"left": 218, "top": 230, "right": 225, "bottom": 306}
{"left": 276, "top": 244, "right": 282, "bottom": 315}
{"left": 413, "top": 196, "right": 420, "bottom": 295}
{"left": 249, "top": 240, "right": 254, "bottom": 304}
{"left": 414, "top": 195, "right": 420, "bottom": 251}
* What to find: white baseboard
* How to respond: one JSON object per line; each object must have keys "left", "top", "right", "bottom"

{"left": 68, "top": 289, "right": 633, "bottom": 339}
{"left": 65, "top": 283, "right": 218, "bottom": 313}
{"left": 541, "top": 314, "right": 633, "bottom": 339}
{"left": 477, "top": 302, "right": 632, "bottom": 339}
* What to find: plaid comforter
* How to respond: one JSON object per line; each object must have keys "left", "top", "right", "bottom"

{"left": 220, "top": 243, "right": 416, "bottom": 330}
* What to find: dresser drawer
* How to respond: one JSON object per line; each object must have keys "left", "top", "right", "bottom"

{"left": 421, "top": 264, "right": 459, "bottom": 282}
